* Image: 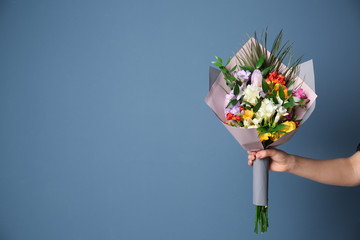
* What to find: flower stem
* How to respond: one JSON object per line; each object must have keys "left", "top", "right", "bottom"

{"left": 254, "top": 205, "right": 268, "bottom": 234}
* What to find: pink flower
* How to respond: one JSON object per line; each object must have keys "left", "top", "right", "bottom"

{"left": 292, "top": 88, "right": 307, "bottom": 99}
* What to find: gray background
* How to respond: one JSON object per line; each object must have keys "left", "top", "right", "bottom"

{"left": 0, "top": 0, "right": 360, "bottom": 239}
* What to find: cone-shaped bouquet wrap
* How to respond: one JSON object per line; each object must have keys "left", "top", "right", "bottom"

{"left": 205, "top": 33, "right": 317, "bottom": 233}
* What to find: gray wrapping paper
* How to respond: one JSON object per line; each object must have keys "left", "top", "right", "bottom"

{"left": 253, "top": 157, "right": 269, "bottom": 206}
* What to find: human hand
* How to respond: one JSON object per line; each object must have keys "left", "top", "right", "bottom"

{"left": 247, "top": 149, "right": 295, "bottom": 172}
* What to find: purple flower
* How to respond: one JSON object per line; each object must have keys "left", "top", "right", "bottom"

{"left": 235, "top": 70, "right": 251, "bottom": 81}
{"left": 230, "top": 102, "right": 241, "bottom": 114}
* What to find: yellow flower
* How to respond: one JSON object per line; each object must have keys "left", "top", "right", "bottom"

{"left": 270, "top": 121, "right": 297, "bottom": 142}
{"left": 271, "top": 133, "right": 281, "bottom": 142}
{"left": 258, "top": 131, "right": 272, "bottom": 142}
{"left": 242, "top": 109, "right": 254, "bottom": 121}
{"left": 282, "top": 121, "right": 297, "bottom": 133}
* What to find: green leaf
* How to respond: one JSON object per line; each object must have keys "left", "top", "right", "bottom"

{"left": 212, "top": 61, "right": 222, "bottom": 67}
{"left": 262, "top": 78, "right": 268, "bottom": 93}
{"left": 227, "top": 75, "right": 237, "bottom": 81}
{"left": 226, "top": 99, "right": 238, "bottom": 108}
{"left": 287, "top": 82, "right": 295, "bottom": 91}
{"left": 225, "top": 56, "right": 231, "bottom": 66}
{"left": 215, "top": 56, "right": 223, "bottom": 64}
{"left": 256, "top": 54, "right": 265, "bottom": 69}
{"left": 242, "top": 101, "right": 254, "bottom": 107}
{"left": 253, "top": 98, "right": 263, "bottom": 113}
{"left": 258, "top": 131, "right": 270, "bottom": 136}
{"left": 230, "top": 65, "right": 237, "bottom": 72}
{"left": 257, "top": 127, "right": 267, "bottom": 132}
{"left": 262, "top": 66, "right": 272, "bottom": 76}
{"left": 220, "top": 67, "right": 227, "bottom": 73}
{"left": 278, "top": 85, "right": 285, "bottom": 101}
{"left": 272, "top": 95, "right": 278, "bottom": 104}
{"left": 273, "top": 124, "right": 286, "bottom": 132}
{"left": 283, "top": 102, "right": 297, "bottom": 108}
{"left": 239, "top": 65, "right": 254, "bottom": 72}
{"left": 234, "top": 84, "right": 239, "bottom": 96}
{"left": 287, "top": 89, "right": 293, "bottom": 96}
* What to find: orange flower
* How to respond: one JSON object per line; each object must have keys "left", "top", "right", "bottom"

{"left": 274, "top": 84, "right": 288, "bottom": 98}
{"left": 266, "top": 72, "right": 286, "bottom": 85}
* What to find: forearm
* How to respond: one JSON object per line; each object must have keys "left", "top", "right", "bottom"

{"left": 287, "top": 153, "right": 360, "bottom": 187}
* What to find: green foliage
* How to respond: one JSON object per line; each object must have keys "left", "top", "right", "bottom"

{"left": 226, "top": 99, "right": 238, "bottom": 108}
{"left": 262, "top": 78, "right": 268, "bottom": 93}
{"left": 262, "top": 65, "right": 272, "bottom": 76}
{"left": 278, "top": 84, "right": 285, "bottom": 101}
{"left": 256, "top": 54, "right": 265, "bottom": 69}
{"left": 253, "top": 98, "right": 263, "bottom": 113}
{"left": 239, "top": 65, "right": 254, "bottom": 72}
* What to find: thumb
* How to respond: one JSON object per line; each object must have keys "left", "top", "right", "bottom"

{"left": 256, "top": 149, "right": 277, "bottom": 159}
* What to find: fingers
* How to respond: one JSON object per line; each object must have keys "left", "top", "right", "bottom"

{"left": 248, "top": 151, "right": 256, "bottom": 166}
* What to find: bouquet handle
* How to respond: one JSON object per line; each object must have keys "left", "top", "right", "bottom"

{"left": 253, "top": 157, "right": 269, "bottom": 206}
{"left": 253, "top": 157, "right": 269, "bottom": 233}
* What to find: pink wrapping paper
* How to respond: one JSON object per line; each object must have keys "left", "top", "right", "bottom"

{"left": 205, "top": 38, "right": 317, "bottom": 151}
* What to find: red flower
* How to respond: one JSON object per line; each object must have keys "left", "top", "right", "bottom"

{"left": 235, "top": 115, "right": 241, "bottom": 121}
{"left": 226, "top": 113, "right": 234, "bottom": 120}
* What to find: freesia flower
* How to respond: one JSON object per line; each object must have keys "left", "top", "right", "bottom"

{"left": 229, "top": 103, "right": 241, "bottom": 115}
{"left": 225, "top": 90, "right": 235, "bottom": 105}
{"left": 256, "top": 98, "right": 277, "bottom": 120}
{"left": 251, "top": 69, "right": 263, "bottom": 87}
{"left": 243, "top": 85, "right": 261, "bottom": 105}
{"left": 244, "top": 118, "right": 260, "bottom": 128}
{"left": 235, "top": 70, "right": 251, "bottom": 81}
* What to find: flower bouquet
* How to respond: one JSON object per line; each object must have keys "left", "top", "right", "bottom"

{"left": 205, "top": 30, "right": 317, "bottom": 233}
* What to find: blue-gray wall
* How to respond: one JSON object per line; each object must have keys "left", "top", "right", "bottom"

{"left": 0, "top": 0, "right": 359, "bottom": 239}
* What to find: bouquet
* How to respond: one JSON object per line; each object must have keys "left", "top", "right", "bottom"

{"left": 205, "top": 30, "right": 317, "bottom": 233}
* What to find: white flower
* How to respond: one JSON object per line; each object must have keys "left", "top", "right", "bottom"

{"left": 244, "top": 118, "right": 261, "bottom": 128}
{"left": 243, "top": 85, "right": 261, "bottom": 105}
{"left": 273, "top": 112, "right": 281, "bottom": 125}
{"left": 256, "top": 98, "right": 277, "bottom": 120}
{"left": 251, "top": 69, "right": 263, "bottom": 87}
{"left": 277, "top": 106, "right": 288, "bottom": 116}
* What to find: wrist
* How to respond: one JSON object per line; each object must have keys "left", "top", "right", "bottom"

{"left": 286, "top": 154, "right": 297, "bottom": 173}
